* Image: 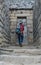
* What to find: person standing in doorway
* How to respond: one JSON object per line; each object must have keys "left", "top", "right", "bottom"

{"left": 18, "top": 22, "right": 24, "bottom": 47}
{"left": 16, "top": 22, "right": 24, "bottom": 47}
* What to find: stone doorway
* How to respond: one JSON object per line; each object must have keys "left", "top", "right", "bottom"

{"left": 16, "top": 17, "right": 28, "bottom": 45}
{"left": 9, "top": 9, "right": 33, "bottom": 45}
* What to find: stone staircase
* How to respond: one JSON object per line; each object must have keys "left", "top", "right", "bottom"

{"left": 0, "top": 55, "right": 41, "bottom": 65}
{"left": 0, "top": 48, "right": 41, "bottom": 65}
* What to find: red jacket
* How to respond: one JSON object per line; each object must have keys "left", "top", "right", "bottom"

{"left": 20, "top": 24, "right": 24, "bottom": 33}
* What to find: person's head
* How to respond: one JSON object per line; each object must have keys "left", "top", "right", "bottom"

{"left": 20, "top": 22, "right": 23, "bottom": 25}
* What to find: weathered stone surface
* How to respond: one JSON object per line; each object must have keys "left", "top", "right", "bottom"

{"left": 0, "top": 48, "right": 41, "bottom": 65}
{"left": 0, "top": 0, "right": 36, "bottom": 46}
{"left": 0, "top": 0, "right": 11, "bottom": 46}
{"left": 33, "top": 0, "right": 41, "bottom": 45}
{"left": 9, "top": 9, "right": 33, "bottom": 44}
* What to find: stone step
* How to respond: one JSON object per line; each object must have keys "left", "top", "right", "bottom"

{"left": 0, "top": 61, "right": 41, "bottom": 65}
{"left": 13, "top": 49, "right": 41, "bottom": 55}
{"left": 0, "top": 62, "right": 41, "bottom": 65}
{"left": 0, "top": 55, "right": 41, "bottom": 64}
{"left": 0, "top": 48, "right": 41, "bottom": 55}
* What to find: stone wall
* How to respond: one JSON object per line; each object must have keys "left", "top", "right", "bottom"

{"left": 9, "top": 10, "right": 17, "bottom": 45}
{"left": 0, "top": 0, "right": 11, "bottom": 46}
{"left": 33, "top": 0, "right": 41, "bottom": 45}
{"left": 9, "top": 9, "right": 33, "bottom": 45}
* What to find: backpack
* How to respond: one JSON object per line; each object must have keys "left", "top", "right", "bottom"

{"left": 16, "top": 28, "right": 20, "bottom": 34}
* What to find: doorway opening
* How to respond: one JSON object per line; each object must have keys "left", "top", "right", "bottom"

{"left": 16, "top": 17, "right": 28, "bottom": 45}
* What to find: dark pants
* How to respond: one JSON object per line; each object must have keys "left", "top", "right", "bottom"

{"left": 18, "top": 33, "right": 23, "bottom": 46}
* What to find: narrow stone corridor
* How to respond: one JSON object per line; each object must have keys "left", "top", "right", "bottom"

{"left": 0, "top": 0, "right": 41, "bottom": 65}
{"left": 0, "top": 0, "right": 41, "bottom": 46}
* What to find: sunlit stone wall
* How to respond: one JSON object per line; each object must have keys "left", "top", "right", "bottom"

{"left": 0, "top": 0, "right": 11, "bottom": 46}
{"left": 9, "top": 9, "right": 33, "bottom": 45}
{"left": 33, "top": 0, "right": 41, "bottom": 45}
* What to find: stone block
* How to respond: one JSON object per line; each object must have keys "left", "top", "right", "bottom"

{"left": 10, "top": 19, "right": 17, "bottom": 22}
{"left": 11, "top": 22, "right": 16, "bottom": 25}
{"left": 0, "top": 33, "right": 3, "bottom": 36}
{"left": 0, "top": 22, "right": 3, "bottom": 27}
{"left": 39, "top": 37, "right": 41, "bottom": 44}
{"left": 11, "top": 33, "right": 16, "bottom": 43}
{"left": 0, "top": 38, "right": 2, "bottom": 43}
{"left": 10, "top": 26, "right": 16, "bottom": 29}
{"left": 0, "top": 27, "right": 2, "bottom": 31}
{"left": 28, "top": 37, "right": 33, "bottom": 43}
{"left": 9, "top": 14, "right": 15, "bottom": 17}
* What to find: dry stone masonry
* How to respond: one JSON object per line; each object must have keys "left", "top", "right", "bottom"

{"left": 0, "top": 0, "right": 34, "bottom": 46}
{"left": 9, "top": 8, "right": 33, "bottom": 45}
{"left": 7, "top": 0, "right": 34, "bottom": 45}
{"left": 1, "top": 0, "right": 40, "bottom": 46}
{"left": 0, "top": 0, "right": 11, "bottom": 46}
{"left": 33, "top": 0, "right": 41, "bottom": 45}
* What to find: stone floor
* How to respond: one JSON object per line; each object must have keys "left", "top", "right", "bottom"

{"left": 0, "top": 46, "right": 41, "bottom": 65}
